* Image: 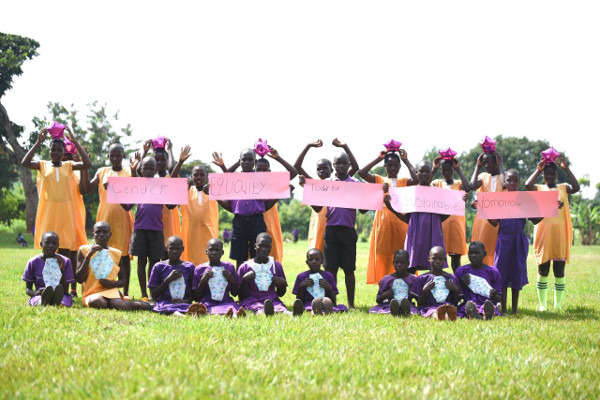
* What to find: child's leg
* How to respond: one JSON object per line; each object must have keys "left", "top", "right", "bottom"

{"left": 137, "top": 256, "right": 148, "bottom": 299}
{"left": 511, "top": 289, "right": 520, "bottom": 314}
{"left": 107, "top": 298, "right": 152, "bottom": 311}
{"left": 501, "top": 288, "right": 508, "bottom": 314}
{"left": 344, "top": 271, "right": 355, "bottom": 309}
{"left": 120, "top": 256, "right": 131, "bottom": 297}
{"left": 147, "top": 258, "right": 159, "bottom": 297}
{"left": 536, "top": 262, "right": 551, "bottom": 311}
{"left": 449, "top": 254, "right": 461, "bottom": 273}
{"left": 68, "top": 250, "right": 78, "bottom": 294}
{"left": 86, "top": 294, "right": 109, "bottom": 309}
{"left": 553, "top": 261, "right": 566, "bottom": 310}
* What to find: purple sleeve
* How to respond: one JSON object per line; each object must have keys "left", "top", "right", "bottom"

{"left": 147, "top": 263, "right": 164, "bottom": 289}
{"left": 192, "top": 266, "right": 207, "bottom": 291}
{"left": 237, "top": 263, "right": 249, "bottom": 287}
{"left": 376, "top": 275, "right": 390, "bottom": 297}
{"left": 273, "top": 261, "right": 286, "bottom": 281}
{"left": 62, "top": 256, "right": 75, "bottom": 284}
{"left": 491, "top": 267, "right": 502, "bottom": 293}
{"left": 185, "top": 262, "right": 196, "bottom": 291}
{"left": 448, "top": 273, "right": 462, "bottom": 296}
{"left": 454, "top": 266, "right": 467, "bottom": 290}
{"left": 291, "top": 274, "right": 303, "bottom": 296}
{"left": 22, "top": 258, "right": 36, "bottom": 283}
{"left": 409, "top": 275, "right": 422, "bottom": 296}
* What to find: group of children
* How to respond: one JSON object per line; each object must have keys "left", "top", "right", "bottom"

{"left": 20, "top": 126, "right": 579, "bottom": 317}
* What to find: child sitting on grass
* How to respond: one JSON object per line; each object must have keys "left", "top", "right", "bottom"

{"left": 148, "top": 236, "right": 197, "bottom": 316}
{"left": 76, "top": 221, "right": 151, "bottom": 311}
{"left": 22, "top": 231, "right": 74, "bottom": 307}
{"left": 455, "top": 241, "right": 503, "bottom": 320}
{"left": 237, "top": 232, "right": 290, "bottom": 316}
{"left": 193, "top": 238, "right": 245, "bottom": 317}
{"left": 417, "top": 246, "right": 461, "bottom": 321}
{"left": 369, "top": 249, "right": 419, "bottom": 317}
{"left": 292, "top": 248, "right": 348, "bottom": 316}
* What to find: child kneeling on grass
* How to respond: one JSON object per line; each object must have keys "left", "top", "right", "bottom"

{"left": 22, "top": 231, "right": 75, "bottom": 307}
{"left": 369, "top": 249, "right": 419, "bottom": 317}
{"left": 192, "top": 238, "right": 246, "bottom": 318}
{"left": 455, "top": 241, "right": 502, "bottom": 320}
{"left": 76, "top": 221, "right": 151, "bottom": 311}
{"left": 148, "top": 235, "right": 197, "bottom": 316}
{"left": 292, "top": 248, "right": 348, "bottom": 316}
{"left": 417, "top": 246, "right": 461, "bottom": 321}
{"left": 237, "top": 232, "right": 290, "bottom": 316}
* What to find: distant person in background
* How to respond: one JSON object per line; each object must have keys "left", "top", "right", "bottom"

{"left": 222, "top": 229, "right": 231, "bottom": 245}
{"left": 16, "top": 233, "right": 28, "bottom": 247}
{"left": 292, "top": 229, "right": 299, "bottom": 243}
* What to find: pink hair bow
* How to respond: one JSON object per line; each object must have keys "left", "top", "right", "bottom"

{"left": 254, "top": 138, "right": 270, "bottom": 158}
{"left": 480, "top": 136, "right": 496, "bottom": 153}
{"left": 383, "top": 139, "right": 402, "bottom": 153}
{"left": 152, "top": 136, "right": 166, "bottom": 150}
{"left": 439, "top": 147, "right": 457, "bottom": 160}
{"left": 48, "top": 121, "right": 66, "bottom": 140}
{"left": 541, "top": 147, "right": 560, "bottom": 165}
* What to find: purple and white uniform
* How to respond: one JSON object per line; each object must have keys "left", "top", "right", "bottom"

{"left": 455, "top": 264, "right": 502, "bottom": 317}
{"left": 292, "top": 270, "right": 348, "bottom": 312}
{"left": 417, "top": 272, "right": 461, "bottom": 317}
{"left": 193, "top": 261, "right": 239, "bottom": 314}
{"left": 237, "top": 257, "right": 288, "bottom": 313}
{"left": 148, "top": 261, "right": 196, "bottom": 314}
{"left": 369, "top": 274, "right": 420, "bottom": 314}
{"left": 22, "top": 254, "right": 74, "bottom": 307}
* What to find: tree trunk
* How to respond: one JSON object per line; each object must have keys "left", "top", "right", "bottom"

{"left": 0, "top": 101, "right": 39, "bottom": 232}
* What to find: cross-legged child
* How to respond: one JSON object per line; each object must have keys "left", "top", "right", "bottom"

{"left": 76, "top": 221, "right": 151, "bottom": 310}
{"left": 431, "top": 149, "right": 471, "bottom": 272}
{"left": 237, "top": 233, "right": 290, "bottom": 316}
{"left": 488, "top": 169, "right": 542, "bottom": 314}
{"left": 22, "top": 231, "right": 74, "bottom": 307}
{"left": 417, "top": 246, "right": 461, "bottom": 321}
{"left": 292, "top": 248, "right": 348, "bottom": 316}
{"left": 455, "top": 241, "right": 503, "bottom": 320}
{"left": 147, "top": 236, "right": 196, "bottom": 315}
{"left": 358, "top": 141, "right": 418, "bottom": 284}
{"left": 369, "top": 249, "right": 419, "bottom": 317}
{"left": 81, "top": 143, "right": 136, "bottom": 296}
{"left": 525, "top": 151, "right": 580, "bottom": 311}
{"left": 193, "top": 238, "right": 244, "bottom": 317}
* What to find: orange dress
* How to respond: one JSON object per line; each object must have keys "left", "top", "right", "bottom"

{"left": 161, "top": 174, "right": 181, "bottom": 245}
{"left": 432, "top": 179, "right": 467, "bottom": 256}
{"left": 533, "top": 184, "right": 572, "bottom": 265}
{"left": 70, "top": 170, "right": 88, "bottom": 251}
{"left": 264, "top": 204, "right": 283, "bottom": 263}
{"left": 366, "top": 175, "right": 409, "bottom": 284}
{"left": 472, "top": 173, "right": 504, "bottom": 265}
{"left": 308, "top": 207, "right": 327, "bottom": 253}
{"left": 35, "top": 161, "right": 77, "bottom": 250}
{"left": 96, "top": 167, "right": 135, "bottom": 256}
{"left": 79, "top": 244, "right": 122, "bottom": 306}
{"left": 180, "top": 187, "right": 219, "bottom": 265}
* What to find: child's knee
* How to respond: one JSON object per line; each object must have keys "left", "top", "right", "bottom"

{"left": 87, "top": 295, "right": 108, "bottom": 309}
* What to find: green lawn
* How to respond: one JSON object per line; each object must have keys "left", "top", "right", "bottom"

{"left": 1, "top": 228, "right": 599, "bottom": 399}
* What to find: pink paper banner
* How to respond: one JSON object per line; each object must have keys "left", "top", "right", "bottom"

{"left": 476, "top": 191, "right": 559, "bottom": 219}
{"left": 302, "top": 179, "right": 383, "bottom": 210}
{"left": 388, "top": 186, "right": 466, "bottom": 216}
{"left": 208, "top": 172, "right": 290, "bottom": 200}
{"left": 107, "top": 177, "right": 189, "bottom": 205}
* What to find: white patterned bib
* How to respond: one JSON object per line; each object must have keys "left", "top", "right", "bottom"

{"left": 208, "top": 266, "right": 228, "bottom": 301}
{"left": 169, "top": 275, "right": 186, "bottom": 300}
{"left": 250, "top": 258, "right": 274, "bottom": 292}
{"left": 392, "top": 278, "right": 409, "bottom": 301}
{"left": 468, "top": 275, "right": 493, "bottom": 298}
{"left": 431, "top": 276, "right": 450, "bottom": 303}
{"left": 307, "top": 273, "right": 325, "bottom": 299}
{"left": 90, "top": 249, "right": 113, "bottom": 280}
{"left": 42, "top": 258, "right": 62, "bottom": 289}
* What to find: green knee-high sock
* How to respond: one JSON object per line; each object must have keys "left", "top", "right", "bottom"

{"left": 554, "top": 277, "right": 566, "bottom": 310}
{"left": 537, "top": 275, "right": 549, "bottom": 311}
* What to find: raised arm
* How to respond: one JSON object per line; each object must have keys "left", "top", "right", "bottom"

{"left": 357, "top": 152, "right": 385, "bottom": 183}
{"left": 268, "top": 145, "right": 298, "bottom": 180}
{"left": 165, "top": 138, "right": 176, "bottom": 175}
{"left": 453, "top": 158, "right": 471, "bottom": 192}
{"left": 470, "top": 153, "right": 485, "bottom": 190}
{"left": 557, "top": 158, "right": 580, "bottom": 194}
{"left": 171, "top": 146, "right": 192, "bottom": 178}
{"left": 20, "top": 129, "right": 47, "bottom": 170}
{"left": 399, "top": 149, "right": 418, "bottom": 185}
{"left": 293, "top": 140, "right": 323, "bottom": 179}
{"left": 64, "top": 127, "right": 92, "bottom": 170}
{"left": 333, "top": 138, "right": 359, "bottom": 176}
{"left": 525, "top": 159, "right": 545, "bottom": 191}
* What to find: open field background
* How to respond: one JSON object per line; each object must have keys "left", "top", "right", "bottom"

{"left": 1, "top": 228, "right": 599, "bottom": 399}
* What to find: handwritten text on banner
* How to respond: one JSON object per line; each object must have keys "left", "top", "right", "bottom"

{"left": 208, "top": 172, "right": 290, "bottom": 200}
{"left": 388, "top": 186, "right": 466, "bottom": 216}
{"left": 302, "top": 179, "right": 383, "bottom": 210}
{"left": 476, "top": 191, "right": 559, "bottom": 219}
{"left": 107, "top": 177, "right": 189, "bottom": 205}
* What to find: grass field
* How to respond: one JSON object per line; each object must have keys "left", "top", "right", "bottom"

{"left": 1, "top": 228, "right": 599, "bottom": 399}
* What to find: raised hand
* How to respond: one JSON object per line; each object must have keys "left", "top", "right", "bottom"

{"left": 433, "top": 156, "right": 442, "bottom": 169}
{"left": 556, "top": 158, "right": 568, "bottom": 169}
{"left": 179, "top": 145, "right": 192, "bottom": 162}
{"left": 298, "top": 175, "right": 306, "bottom": 187}
{"left": 476, "top": 153, "right": 484, "bottom": 167}
{"left": 332, "top": 138, "right": 345, "bottom": 147}
{"left": 310, "top": 139, "right": 323, "bottom": 148}
{"left": 165, "top": 138, "right": 173, "bottom": 151}
{"left": 143, "top": 140, "right": 152, "bottom": 154}
{"left": 536, "top": 159, "right": 546, "bottom": 172}
{"left": 398, "top": 149, "right": 408, "bottom": 161}
{"left": 212, "top": 152, "right": 225, "bottom": 168}
{"left": 453, "top": 158, "right": 461, "bottom": 169}
{"left": 130, "top": 151, "right": 141, "bottom": 171}
{"left": 267, "top": 145, "right": 280, "bottom": 159}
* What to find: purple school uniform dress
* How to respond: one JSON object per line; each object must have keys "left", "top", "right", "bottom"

{"left": 134, "top": 203, "right": 164, "bottom": 230}
{"left": 416, "top": 272, "right": 462, "bottom": 317}
{"left": 494, "top": 218, "right": 529, "bottom": 291}
{"left": 325, "top": 176, "right": 358, "bottom": 228}
{"left": 455, "top": 264, "right": 502, "bottom": 317}
{"left": 369, "top": 274, "right": 420, "bottom": 314}
{"left": 147, "top": 261, "right": 196, "bottom": 314}
{"left": 292, "top": 270, "right": 348, "bottom": 312}
{"left": 237, "top": 257, "right": 288, "bottom": 313}
{"left": 405, "top": 212, "right": 447, "bottom": 272}
{"left": 192, "top": 261, "right": 239, "bottom": 314}
{"left": 22, "top": 254, "right": 75, "bottom": 307}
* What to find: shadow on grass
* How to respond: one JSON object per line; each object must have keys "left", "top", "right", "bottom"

{"left": 518, "top": 305, "right": 599, "bottom": 321}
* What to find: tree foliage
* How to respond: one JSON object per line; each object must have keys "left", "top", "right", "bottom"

{"left": 0, "top": 33, "right": 39, "bottom": 98}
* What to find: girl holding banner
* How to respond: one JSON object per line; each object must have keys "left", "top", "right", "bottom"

{"left": 526, "top": 150, "right": 580, "bottom": 311}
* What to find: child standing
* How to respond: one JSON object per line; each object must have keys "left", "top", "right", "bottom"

{"left": 81, "top": 143, "right": 135, "bottom": 296}
{"left": 455, "top": 241, "right": 503, "bottom": 320}
{"left": 237, "top": 233, "right": 290, "bottom": 316}
{"left": 193, "top": 238, "right": 243, "bottom": 317}
{"left": 293, "top": 248, "right": 348, "bottom": 315}
{"left": 384, "top": 160, "right": 449, "bottom": 272}
{"left": 76, "top": 221, "right": 150, "bottom": 310}
{"left": 357, "top": 140, "right": 418, "bottom": 284}
{"left": 417, "top": 246, "right": 461, "bottom": 321}
{"left": 22, "top": 231, "right": 74, "bottom": 307}
{"left": 488, "top": 169, "right": 541, "bottom": 314}
{"left": 431, "top": 149, "right": 471, "bottom": 272}
{"left": 525, "top": 150, "right": 580, "bottom": 311}
{"left": 147, "top": 236, "right": 196, "bottom": 315}
{"left": 369, "top": 249, "right": 420, "bottom": 317}
{"left": 21, "top": 124, "right": 92, "bottom": 297}
{"left": 470, "top": 137, "right": 505, "bottom": 266}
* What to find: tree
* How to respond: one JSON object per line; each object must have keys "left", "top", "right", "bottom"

{"left": 0, "top": 32, "right": 40, "bottom": 231}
